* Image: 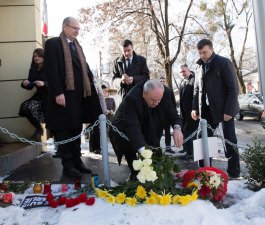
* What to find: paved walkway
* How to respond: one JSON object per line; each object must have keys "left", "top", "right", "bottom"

{"left": 2, "top": 133, "right": 247, "bottom": 185}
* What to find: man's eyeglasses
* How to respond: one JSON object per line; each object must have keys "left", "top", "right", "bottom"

{"left": 66, "top": 24, "right": 80, "bottom": 31}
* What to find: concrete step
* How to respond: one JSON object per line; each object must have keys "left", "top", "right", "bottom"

{"left": 0, "top": 143, "right": 42, "bottom": 176}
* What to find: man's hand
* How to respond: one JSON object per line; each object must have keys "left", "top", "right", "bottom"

{"left": 173, "top": 129, "right": 183, "bottom": 148}
{"left": 35, "top": 80, "right": 44, "bottom": 87}
{"left": 55, "top": 94, "right": 66, "bottom": 107}
{"left": 191, "top": 110, "right": 200, "bottom": 121}
{"left": 224, "top": 114, "right": 232, "bottom": 122}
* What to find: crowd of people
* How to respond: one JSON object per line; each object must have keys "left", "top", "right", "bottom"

{"left": 18, "top": 16, "right": 241, "bottom": 180}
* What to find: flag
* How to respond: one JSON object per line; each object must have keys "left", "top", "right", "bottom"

{"left": 42, "top": 0, "right": 48, "bottom": 36}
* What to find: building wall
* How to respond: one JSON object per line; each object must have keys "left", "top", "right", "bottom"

{"left": 0, "top": 0, "right": 42, "bottom": 142}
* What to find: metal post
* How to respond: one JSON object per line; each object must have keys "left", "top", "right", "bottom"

{"left": 200, "top": 119, "right": 210, "bottom": 167}
{"left": 253, "top": 0, "right": 265, "bottom": 110}
{"left": 99, "top": 114, "right": 110, "bottom": 187}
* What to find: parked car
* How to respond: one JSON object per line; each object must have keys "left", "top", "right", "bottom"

{"left": 261, "top": 111, "right": 265, "bottom": 129}
{"left": 235, "top": 93, "right": 264, "bottom": 120}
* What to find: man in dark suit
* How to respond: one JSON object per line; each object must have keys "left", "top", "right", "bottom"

{"left": 179, "top": 64, "right": 199, "bottom": 159}
{"left": 192, "top": 39, "right": 240, "bottom": 178}
{"left": 44, "top": 17, "right": 94, "bottom": 178}
{"left": 109, "top": 79, "right": 183, "bottom": 180}
{"left": 112, "top": 39, "right": 150, "bottom": 98}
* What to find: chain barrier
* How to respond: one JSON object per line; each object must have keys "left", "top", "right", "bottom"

{"left": 0, "top": 119, "right": 257, "bottom": 151}
{"left": 0, "top": 120, "right": 99, "bottom": 146}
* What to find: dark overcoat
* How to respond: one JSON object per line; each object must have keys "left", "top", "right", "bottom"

{"left": 179, "top": 72, "right": 196, "bottom": 119}
{"left": 193, "top": 53, "right": 240, "bottom": 124}
{"left": 44, "top": 37, "right": 99, "bottom": 130}
{"left": 110, "top": 81, "right": 181, "bottom": 164}
{"left": 112, "top": 51, "right": 150, "bottom": 96}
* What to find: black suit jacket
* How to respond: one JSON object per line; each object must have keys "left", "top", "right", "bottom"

{"left": 179, "top": 72, "right": 195, "bottom": 119}
{"left": 111, "top": 81, "right": 181, "bottom": 152}
{"left": 112, "top": 51, "right": 150, "bottom": 97}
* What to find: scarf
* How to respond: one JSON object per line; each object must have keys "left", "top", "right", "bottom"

{"left": 60, "top": 32, "right": 91, "bottom": 97}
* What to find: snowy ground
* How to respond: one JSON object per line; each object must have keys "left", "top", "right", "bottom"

{"left": 0, "top": 180, "right": 265, "bottom": 225}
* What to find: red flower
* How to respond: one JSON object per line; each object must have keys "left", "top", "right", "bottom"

{"left": 78, "top": 193, "right": 87, "bottom": 203}
{"left": 73, "top": 197, "right": 81, "bottom": 206}
{"left": 86, "top": 197, "right": 95, "bottom": 206}
{"left": 46, "top": 192, "right": 54, "bottom": 202}
{"left": 58, "top": 196, "right": 67, "bottom": 205}
{"left": 199, "top": 185, "right": 211, "bottom": 199}
{"left": 2, "top": 192, "right": 15, "bottom": 204}
{"left": 65, "top": 198, "right": 75, "bottom": 208}
{"left": 49, "top": 200, "right": 58, "bottom": 208}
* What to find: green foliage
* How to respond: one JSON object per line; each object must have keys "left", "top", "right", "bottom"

{"left": 103, "top": 149, "right": 187, "bottom": 197}
{"left": 242, "top": 140, "right": 265, "bottom": 190}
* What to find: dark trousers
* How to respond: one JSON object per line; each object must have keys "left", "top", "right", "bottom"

{"left": 201, "top": 106, "right": 240, "bottom": 177}
{"left": 52, "top": 127, "right": 83, "bottom": 169}
{"left": 89, "top": 126, "right": 101, "bottom": 152}
{"left": 182, "top": 116, "right": 199, "bottom": 155}
{"left": 164, "top": 125, "right": 171, "bottom": 148}
{"left": 109, "top": 128, "right": 137, "bottom": 173}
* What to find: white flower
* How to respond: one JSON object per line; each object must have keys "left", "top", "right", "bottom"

{"left": 209, "top": 174, "right": 221, "bottom": 188}
{"left": 142, "top": 158, "right": 152, "bottom": 166}
{"left": 141, "top": 165, "right": 153, "bottom": 176}
{"left": 141, "top": 149, "right": 153, "bottom": 159}
{"left": 146, "top": 171, "right": 158, "bottom": 182}
{"left": 137, "top": 170, "right": 146, "bottom": 183}
{"left": 133, "top": 159, "right": 143, "bottom": 171}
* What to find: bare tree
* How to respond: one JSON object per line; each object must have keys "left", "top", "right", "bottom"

{"left": 79, "top": 0, "right": 198, "bottom": 88}
{"left": 199, "top": 0, "right": 254, "bottom": 93}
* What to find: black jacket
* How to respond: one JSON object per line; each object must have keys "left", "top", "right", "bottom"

{"left": 179, "top": 72, "right": 195, "bottom": 119}
{"left": 111, "top": 81, "right": 181, "bottom": 152}
{"left": 193, "top": 53, "right": 240, "bottom": 124}
{"left": 112, "top": 51, "right": 150, "bottom": 97}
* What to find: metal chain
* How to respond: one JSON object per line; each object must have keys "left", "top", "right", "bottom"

{"left": 0, "top": 120, "right": 99, "bottom": 146}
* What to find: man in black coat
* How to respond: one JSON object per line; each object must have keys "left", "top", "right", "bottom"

{"left": 45, "top": 17, "right": 95, "bottom": 178}
{"left": 179, "top": 64, "right": 199, "bottom": 159}
{"left": 112, "top": 39, "right": 150, "bottom": 98}
{"left": 109, "top": 79, "right": 183, "bottom": 180}
{"left": 191, "top": 39, "right": 240, "bottom": 178}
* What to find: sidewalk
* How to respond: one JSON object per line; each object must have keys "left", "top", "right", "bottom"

{"left": 1, "top": 134, "right": 247, "bottom": 185}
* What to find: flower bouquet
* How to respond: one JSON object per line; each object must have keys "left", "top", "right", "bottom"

{"left": 95, "top": 148, "right": 198, "bottom": 206}
{"left": 180, "top": 167, "right": 228, "bottom": 202}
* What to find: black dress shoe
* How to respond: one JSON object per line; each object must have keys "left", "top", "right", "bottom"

{"left": 63, "top": 167, "right": 82, "bottom": 178}
{"left": 76, "top": 164, "right": 92, "bottom": 173}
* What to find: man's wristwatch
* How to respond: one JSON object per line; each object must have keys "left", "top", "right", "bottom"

{"left": 173, "top": 124, "right": 181, "bottom": 130}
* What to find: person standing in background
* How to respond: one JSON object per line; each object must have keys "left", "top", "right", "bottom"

{"left": 192, "top": 39, "right": 240, "bottom": 178}
{"left": 44, "top": 17, "right": 95, "bottom": 178}
{"left": 101, "top": 85, "right": 116, "bottom": 122}
{"left": 178, "top": 64, "right": 199, "bottom": 160}
{"left": 159, "top": 77, "right": 175, "bottom": 154}
{"left": 112, "top": 39, "right": 150, "bottom": 98}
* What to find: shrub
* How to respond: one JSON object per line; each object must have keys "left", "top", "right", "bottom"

{"left": 242, "top": 140, "right": 265, "bottom": 190}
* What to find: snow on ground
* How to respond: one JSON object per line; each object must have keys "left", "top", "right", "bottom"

{"left": 0, "top": 181, "right": 265, "bottom": 225}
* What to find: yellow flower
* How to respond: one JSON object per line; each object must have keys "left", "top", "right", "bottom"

{"left": 125, "top": 197, "right": 137, "bottom": 206}
{"left": 95, "top": 188, "right": 109, "bottom": 198}
{"left": 149, "top": 190, "right": 161, "bottom": 202}
{"left": 179, "top": 195, "right": 192, "bottom": 206}
{"left": 105, "top": 194, "right": 116, "bottom": 204}
{"left": 191, "top": 190, "right": 198, "bottom": 201}
{"left": 159, "top": 193, "right": 172, "bottom": 205}
{"left": 145, "top": 196, "right": 157, "bottom": 204}
{"left": 136, "top": 185, "right": 147, "bottom": 199}
{"left": 187, "top": 182, "right": 199, "bottom": 189}
{"left": 172, "top": 195, "right": 181, "bottom": 204}
{"left": 116, "top": 192, "right": 126, "bottom": 204}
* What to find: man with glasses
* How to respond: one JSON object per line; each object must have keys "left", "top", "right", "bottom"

{"left": 44, "top": 17, "right": 97, "bottom": 178}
